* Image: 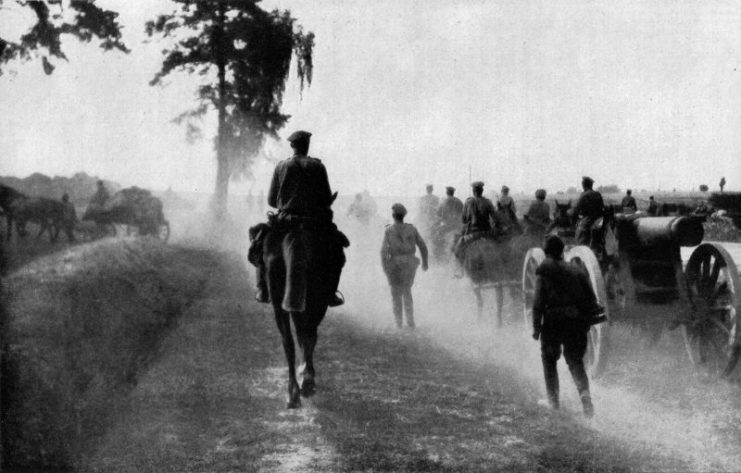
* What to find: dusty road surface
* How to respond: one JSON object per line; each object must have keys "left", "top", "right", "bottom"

{"left": 66, "top": 234, "right": 741, "bottom": 472}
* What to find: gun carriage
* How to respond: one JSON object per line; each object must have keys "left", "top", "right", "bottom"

{"left": 523, "top": 215, "right": 740, "bottom": 377}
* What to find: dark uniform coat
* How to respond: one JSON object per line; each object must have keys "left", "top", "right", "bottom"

{"left": 574, "top": 189, "right": 604, "bottom": 246}
{"left": 462, "top": 196, "right": 497, "bottom": 234}
{"left": 268, "top": 154, "right": 333, "bottom": 218}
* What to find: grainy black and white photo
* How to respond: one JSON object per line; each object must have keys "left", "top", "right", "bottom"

{"left": 1, "top": 1, "right": 741, "bottom": 471}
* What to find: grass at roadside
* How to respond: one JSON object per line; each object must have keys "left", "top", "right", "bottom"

{"left": 2, "top": 238, "right": 220, "bottom": 469}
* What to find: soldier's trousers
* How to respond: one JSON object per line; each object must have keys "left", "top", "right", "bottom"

{"left": 390, "top": 284, "right": 414, "bottom": 328}
{"left": 540, "top": 326, "right": 590, "bottom": 407}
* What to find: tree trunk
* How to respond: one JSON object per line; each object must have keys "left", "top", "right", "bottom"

{"left": 213, "top": 3, "right": 229, "bottom": 219}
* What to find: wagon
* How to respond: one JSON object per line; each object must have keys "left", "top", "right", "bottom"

{"left": 82, "top": 187, "right": 170, "bottom": 242}
{"left": 522, "top": 215, "right": 740, "bottom": 377}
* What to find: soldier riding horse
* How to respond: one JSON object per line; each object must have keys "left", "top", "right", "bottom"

{"left": 250, "top": 130, "right": 348, "bottom": 409}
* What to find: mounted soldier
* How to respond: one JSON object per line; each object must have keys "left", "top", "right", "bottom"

{"left": 621, "top": 189, "right": 637, "bottom": 213}
{"left": 573, "top": 176, "right": 605, "bottom": 249}
{"left": 524, "top": 188, "right": 551, "bottom": 236}
{"left": 453, "top": 181, "right": 507, "bottom": 270}
{"left": 432, "top": 186, "right": 463, "bottom": 260}
{"left": 250, "top": 130, "right": 346, "bottom": 309}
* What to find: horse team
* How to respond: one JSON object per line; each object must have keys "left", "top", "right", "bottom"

{"left": 0, "top": 184, "right": 79, "bottom": 243}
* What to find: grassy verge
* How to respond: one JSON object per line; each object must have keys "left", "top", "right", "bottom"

{"left": 1, "top": 238, "right": 220, "bottom": 469}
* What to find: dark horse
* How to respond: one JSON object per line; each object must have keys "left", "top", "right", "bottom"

{"left": 462, "top": 210, "right": 538, "bottom": 325}
{"left": 262, "top": 214, "right": 345, "bottom": 408}
{"left": 0, "top": 184, "right": 72, "bottom": 242}
{"left": 0, "top": 184, "right": 25, "bottom": 241}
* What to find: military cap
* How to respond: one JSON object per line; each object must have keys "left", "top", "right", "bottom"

{"left": 471, "top": 181, "right": 484, "bottom": 189}
{"left": 391, "top": 203, "right": 407, "bottom": 217}
{"left": 501, "top": 185, "right": 510, "bottom": 192}
{"left": 287, "top": 130, "right": 312, "bottom": 143}
{"left": 445, "top": 186, "right": 455, "bottom": 193}
{"left": 582, "top": 176, "right": 594, "bottom": 185}
{"left": 535, "top": 188, "right": 546, "bottom": 200}
{"left": 544, "top": 235, "right": 565, "bottom": 258}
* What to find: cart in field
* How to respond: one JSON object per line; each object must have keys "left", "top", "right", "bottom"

{"left": 82, "top": 187, "right": 170, "bottom": 242}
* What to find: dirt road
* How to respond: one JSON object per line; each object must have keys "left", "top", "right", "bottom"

{"left": 75, "top": 241, "right": 737, "bottom": 472}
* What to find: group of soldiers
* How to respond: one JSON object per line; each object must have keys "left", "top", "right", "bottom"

{"left": 249, "top": 130, "right": 613, "bottom": 418}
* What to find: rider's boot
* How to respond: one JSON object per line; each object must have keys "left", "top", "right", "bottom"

{"left": 255, "top": 265, "right": 270, "bottom": 303}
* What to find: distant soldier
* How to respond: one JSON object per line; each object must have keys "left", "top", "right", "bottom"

{"left": 418, "top": 184, "right": 440, "bottom": 239}
{"left": 89, "top": 180, "right": 110, "bottom": 210}
{"left": 524, "top": 189, "right": 551, "bottom": 234}
{"left": 453, "top": 181, "right": 507, "bottom": 268}
{"left": 647, "top": 196, "right": 658, "bottom": 216}
{"left": 532, "top": 235, "right": 604, "bottom": 418}
{"left": 381, "top": 203, "right": 428, "bottom": 329}
{"left": 60, "top": 193, "right": 77, "bottom": 242}
{"left": 621, "top": 189, "right": 637, "bottom": 213}
{"left": 437, "top": 186, "right": 464, "bottom": 230}
{"left": 573, "top": 176, "right": 604, "bottom": 248}
{"left": 347, "top": 193, "right": 371, "bottom": 225}
{"left": 497, "top": 185, "right": 517, "bottom": 222}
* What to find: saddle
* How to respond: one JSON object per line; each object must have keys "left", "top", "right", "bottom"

{"left": 247, "top": 212, "right": 350, "bottom": 268}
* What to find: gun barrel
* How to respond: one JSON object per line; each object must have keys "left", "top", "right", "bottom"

{"left": 631, "top": 216, "right": 704, "bottom": 247}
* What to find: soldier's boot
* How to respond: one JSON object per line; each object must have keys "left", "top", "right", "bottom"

{"left": 255, "top": 265, "right": 270, "bottom": 304}
{"left": 327, "top": 251, "right": 345, "bottom": 308}
{"left": 543, "top": 362, "right": 560, "bottom": 410}
{"left": 580, "top": 390, "right": 594, "bottom": 419}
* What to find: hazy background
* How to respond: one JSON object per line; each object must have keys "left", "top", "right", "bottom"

{"left": 1, "top": 0, "right": 740, "bottom": 198}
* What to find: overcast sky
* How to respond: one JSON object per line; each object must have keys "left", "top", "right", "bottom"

{"left": 1, "top": 0, "right": 740, "bottom": 197}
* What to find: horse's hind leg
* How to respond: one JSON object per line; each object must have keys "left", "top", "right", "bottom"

{"left": 274, "top": 308, "right": 301, "bottom": 408}
{"left": 495, "top": 285, "right": 504, "bottom": 328}
{"left": 473, "top": 286, "right": 483, "bottom": 321}
{"left": 292, "top": 312, "right": 319, "bottom": 397}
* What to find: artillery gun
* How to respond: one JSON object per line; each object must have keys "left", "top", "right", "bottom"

{"left": 523, "top": 215, "right": 740, "bottom": 377}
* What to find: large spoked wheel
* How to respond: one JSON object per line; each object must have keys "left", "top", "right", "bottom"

{"left": 683, "top": 243, "right": 740, "bottom": 377}
{"left": 522, "top": 247, "right": 545, "bottom": 330}
{"left": 566, "top": 246, "right": 610, "bottom": 377}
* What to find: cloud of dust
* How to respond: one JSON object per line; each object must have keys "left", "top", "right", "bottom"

{"left": 335, "top": 197, "right": 741, "bottom": 472}
{"left": 163, "top": 190, "right": 741, "bottom": 471}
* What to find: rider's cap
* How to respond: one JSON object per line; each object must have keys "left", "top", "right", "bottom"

{"left": 471, "top": 181, "right": 484, "bottom": 189}
{"left": 426, "top": 184, "right": 433, "bottom": 191}
{"left": 535, "top": 188, "right": 546, "bottom": 200}
{"left": 287, "top": 130, "right": 312, "bottom": 143}
{"left": 446, "top": 186, "right": 455, "bottom": 193}
{"left": 501, "top": 185, "right": 510, "bottom": 192}
{"left": 544, "top": 235, "right": 565, "bottom": 259}
{"left": 582, "top": 176, "right": 594, "bottom": 186}
{"left": 391, "top": 203, "right": 407, "bottom": 217}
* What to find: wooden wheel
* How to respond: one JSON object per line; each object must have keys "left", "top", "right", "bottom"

{"left": 683, "top": 243, "right": 741, "bottom": 377}
{"left": 522, "top": 247, "right": 545, "bottom": 330}
{"left": 158, "top": 221, "right": 170, "bottom": 242}
{"left": 565, "top": 246, "right": 610, "bottom": 377}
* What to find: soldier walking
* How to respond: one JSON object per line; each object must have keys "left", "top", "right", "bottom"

{"left": 381, "top": 203, "right": 429, "bottom": 329}
{"left": 418, "top": 184, "right": 440, "bottom": 241}
{"left": 532, "top": 235, "right": 603, "bottom": 418}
